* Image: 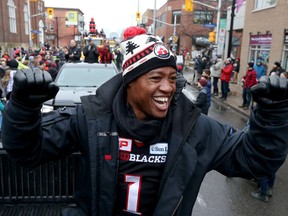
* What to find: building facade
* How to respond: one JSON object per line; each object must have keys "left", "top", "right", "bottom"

{"left": 142, "top": 0, "right": 233, "bottom": 55}
{"left": 44, "top": 7, "right": 85, "bottom": 48}
{"left": 240, "top": 0, "right": 288, "bottom": 76}
{"left": 0, "top": 0, "right": 45, "bottom": 53}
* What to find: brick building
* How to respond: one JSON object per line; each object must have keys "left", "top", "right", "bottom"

{"left": 44, "top": 7, "right": 85, "bottom": 49}
{"left": 141, "top": 0, "right": 233, "bottom": 55}
{"left": 0, "top": 0, "right": 45, "bottom": 54}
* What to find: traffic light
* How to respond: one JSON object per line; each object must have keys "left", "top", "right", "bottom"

{"left": 136, "top": 12, "right": 141, "bottom": 22}
{"left": 89, "top": 17, "right": 96, "bottom": 34}
{"left": 185, "top": 0, "right": 193, "bottom": 12}
{"left": 47, "top": 8, "right": 54, "bottom": 18}
{"left": 209, "top": 31, "right": 216, "bottom": 43}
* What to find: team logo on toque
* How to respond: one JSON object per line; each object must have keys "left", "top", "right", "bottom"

{"left": 120, "top": 26, "right": 176, "bottom": 85}
{"left": 153, "top": 44, "right": 170, "bottom": 59}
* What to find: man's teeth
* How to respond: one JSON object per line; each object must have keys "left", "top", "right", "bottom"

{"left": 154, "top": 97, "right": 168, "bottom": 102}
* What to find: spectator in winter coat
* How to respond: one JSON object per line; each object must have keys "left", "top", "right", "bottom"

{"left": 239, "top": 62, "right": 258, "bottom": 110}
{"left": 202, "top": 69, "right": 211, "bottom": 110}
{"left": 231, "top": 58, "right": 240, "bottom": 84}
{"left": 196, "top": 57, "right": 207, "bottom": 82}
{"left": 253, "top": 59, "right": 266, "bottom": 80}
{"left": 195, "top": 78, "right": 209, "bottom": 115}
{"left": 219, "top": 58, "right": 233, "bottom": 101}
{"left": 184, "top": 52, "right": 191, "bottom": 70}
{"left": 269, "top": 61, "right": 285, "bottom": 76}
{"left": 83, "top": 38, "right": 99, "bottom": 63}
{"left": 2, "top": 26, "right": 288, "bottom": 216}
{"left": 210, "top": 55, "right": 223, "bottom": 96}
{"left": 65, "top": 40, "right": 81, "bottom": 62}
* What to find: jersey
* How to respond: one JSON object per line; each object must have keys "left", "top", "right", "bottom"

{"left": 115, "top": 137, "right": 168, "bottom": 216}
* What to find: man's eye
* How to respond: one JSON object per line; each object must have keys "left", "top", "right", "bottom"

{"left": 151, "top": 76, "right": 161, "bottom": 80}
{"left": 170, "top": 77, "right": 177, "bottom": 81}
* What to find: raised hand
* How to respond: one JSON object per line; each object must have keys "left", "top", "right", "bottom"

{"left": 12, "top": 68, "right": 59, "bottom": 107}
{"left": 251, "top": 75, "right": 288, "bottom": 109}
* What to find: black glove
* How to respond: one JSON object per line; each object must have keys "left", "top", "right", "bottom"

{"left": 251, "top": 75, "right": 288, "bottom": 109}
{"left": 12, "top": 68, "right": 59, "bottom": 107}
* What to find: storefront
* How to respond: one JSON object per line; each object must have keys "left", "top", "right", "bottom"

{"left": 282, "top": 29, "right": 288, "bottom": 70}
{"left": 248, "top": 34, "right": 272, "bottom": 67}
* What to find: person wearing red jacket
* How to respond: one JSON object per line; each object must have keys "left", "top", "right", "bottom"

{"left": 219, "top": 58, "right": 233, "bottom": 101}
{"left": 239, "top": 62, "right": 258, "bottom": 110}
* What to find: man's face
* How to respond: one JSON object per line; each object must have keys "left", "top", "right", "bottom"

{"left": 70, "top": 40, "right": 76, "bottom": 47}
{"left": 126, "top": 66, "right": 177, "bottom": 120}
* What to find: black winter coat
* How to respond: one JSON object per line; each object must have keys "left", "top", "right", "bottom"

{"left": 194, "top": 88, "right": 209, "bottom": 115}
{"left": 83, "top": 45, "right": 99, "bottom": 63}
{"left": 2, "top": 73, "right": 288, "bottom": 216}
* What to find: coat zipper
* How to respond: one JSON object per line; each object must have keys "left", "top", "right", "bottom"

{"left": 171, "top": 196, "right": 183, "bottom": 216}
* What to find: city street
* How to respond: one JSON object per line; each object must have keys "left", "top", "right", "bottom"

{"left": 182, "top": 70, "right": 288, "bottom": 216}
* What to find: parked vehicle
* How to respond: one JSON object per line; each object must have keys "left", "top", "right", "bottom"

{"left": 42, "top": 61, "right": 118, "bottom": 112}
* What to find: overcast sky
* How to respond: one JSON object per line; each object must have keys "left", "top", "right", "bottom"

{"left": 45, "top": 0, "right": 167, "bottom": 37}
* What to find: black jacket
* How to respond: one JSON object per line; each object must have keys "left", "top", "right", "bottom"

{"left": 2, "top": 73, "right": 288, "bottom": 216}
{"left": 65, "top": 46, "right": 81, "bottom": 62}
{"left": 83, "top": 44, "right": 99, "bottom": 63}
{"left": 195, "top": 88, "right": 209, "bottom": 115}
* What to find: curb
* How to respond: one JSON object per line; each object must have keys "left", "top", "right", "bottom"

{"left": 211, "top": 96, "right": 250, "bottom": 118}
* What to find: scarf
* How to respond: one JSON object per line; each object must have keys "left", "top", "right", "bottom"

{"left": 113, "top": 84, "right": 172, "bottom": 145}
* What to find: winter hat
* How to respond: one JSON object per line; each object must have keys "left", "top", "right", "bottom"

{"left": 198, "top": 78, "right": 208, "bottom": 87}
{"left": 248, "top": 62, "right": 254, "bottom": 68}
{"left": 274, "top": 61, "right": 281, "bottom": 68}
{"left": 6, "top": 59, "right": 19, "bottom": 69}
{"left": 120, "top": 26, "right": 177, "bottom": 85}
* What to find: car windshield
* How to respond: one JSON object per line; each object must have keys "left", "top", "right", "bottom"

{"left": 56, "top": 67, "right": 116, "bottom": 87}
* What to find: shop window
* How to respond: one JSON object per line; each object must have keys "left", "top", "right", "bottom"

{"left": 193, "top": 10, "right": 214, "bottom": 24}
{"left": 254, "top": 0, "right": 276, "bottom": 10}
{"left": 249, "top": 45, "right": 270, "bottom": 67}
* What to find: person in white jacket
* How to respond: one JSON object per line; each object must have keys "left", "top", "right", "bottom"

{"left": 210, "top": 55, "right": 223, "bottom": 96}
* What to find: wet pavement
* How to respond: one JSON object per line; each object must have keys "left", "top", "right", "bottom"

{"left": 182, "top": 69, "right": 288, "bottom": 216}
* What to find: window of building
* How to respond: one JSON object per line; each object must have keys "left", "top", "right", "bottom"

{"left": 24, "top": 4, "right": 29, "bottom": 35}
{"left": 254, "top": 0, "right": 276, "bottom": 10}
{"left": 172, "top": 10, "right": 181, "bottom": 25}
{"left": 193, "top": 10, "right": 214, "bottom": 24}
{"left": 283, "top": 45, "right": 288, "bottom": 71}
{"left": 7, "top": 0, "right": 17, "bottom": 33}
{"left": 155, "top": 13, "right": 166, "bottom": 29}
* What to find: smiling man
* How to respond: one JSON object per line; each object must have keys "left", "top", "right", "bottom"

{"left": 2, "top": 26, "right": 288, "bottom": 216}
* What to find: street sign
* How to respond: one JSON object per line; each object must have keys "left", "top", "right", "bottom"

{"left": 203, "top": 23, "right": 217, "bottom": 28}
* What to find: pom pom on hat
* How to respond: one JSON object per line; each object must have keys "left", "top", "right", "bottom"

{"left": 123, "top": 26, "right": 147, "bottom": 40}
{"left": 120, "top": 26, "right": 177, "bottom": 85}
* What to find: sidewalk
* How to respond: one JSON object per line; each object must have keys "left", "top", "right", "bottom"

{"left": 182, "top": 68, "right": 250, "bottom": 118}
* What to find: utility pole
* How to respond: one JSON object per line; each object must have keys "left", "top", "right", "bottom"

{"left": 153, "top": 0, "right": 156, "bottom": 35}
{"left": 27, "top": 0, "right": 33, "bottom": 47}
{"left": 215, "top": 0, "right": 222, "bottom": 46}
{"left": 227, "top": 0, "right": 236, "bottom": 58}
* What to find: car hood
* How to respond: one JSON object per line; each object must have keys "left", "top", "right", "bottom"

{"left": 45, "top": 86, "right": 97, "bottom": 107}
